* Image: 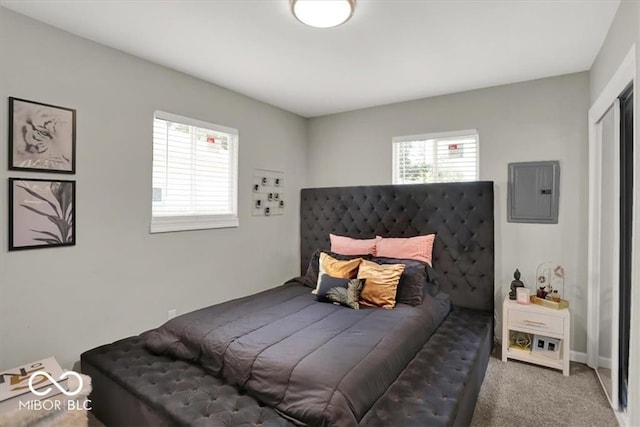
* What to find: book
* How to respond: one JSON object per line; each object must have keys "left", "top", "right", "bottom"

{"left": 0, "top": 357, "right": 67, "bottom": 413}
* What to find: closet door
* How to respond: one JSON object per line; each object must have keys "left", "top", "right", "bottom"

{"left": 595, "top": 102, "right": 619, "bottom": 408}
{"left": 588, "top": 50, "right": 635, "bottom": 421}
{"left": 618, "top": 86, "right": 633, "bottom": 410}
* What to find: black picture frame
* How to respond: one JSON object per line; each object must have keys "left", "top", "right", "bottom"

{"left": 9, "top": 178, "right": 76, "bottom": 251}
{"left": 9, "top": 97, "right": 76, "bottom": 174}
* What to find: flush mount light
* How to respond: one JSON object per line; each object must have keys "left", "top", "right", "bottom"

{"left": 291, "top": 0, "right": 356, "bottom": 29}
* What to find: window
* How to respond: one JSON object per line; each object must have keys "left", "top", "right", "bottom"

{"left": 151, "top": 111, "right": 238, "bottom": 233}
{"left": 392, "top": 129, "right": 479, "bottom": 184}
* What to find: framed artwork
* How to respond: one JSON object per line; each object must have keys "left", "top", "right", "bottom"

{"left": 532, "top": 335, "right": 562, "bottom": 360}
{"left": 9, "top": 97, "right": 76, "bottom": 173}
{"left": 9, "top": 178, "right": 76, "bottom": 251}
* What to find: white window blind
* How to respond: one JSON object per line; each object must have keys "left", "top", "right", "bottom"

{"left": 392, "top": 130, "right": 479, "bottom": 184}
{"left": 151, "top": 111, "right": 238, "bottom": 233}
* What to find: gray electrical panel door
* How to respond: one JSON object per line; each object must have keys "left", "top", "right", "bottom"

{"left": 507, "top": 161, "right": 560, "bottom": 223}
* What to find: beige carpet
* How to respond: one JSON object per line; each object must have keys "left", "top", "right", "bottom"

{"left": 471, "top": 349, "right": 617, "bottom": 427}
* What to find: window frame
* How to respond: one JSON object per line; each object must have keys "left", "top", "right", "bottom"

{"left": 150, "top": 111, "right": 239, "bottom": 234}
{"left": 392, "top": 129, "right": 479, "bottom": 184}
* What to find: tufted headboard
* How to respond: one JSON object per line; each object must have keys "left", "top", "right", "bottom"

{"left": 300, "top": 182, "right": 494, "bottom": 313}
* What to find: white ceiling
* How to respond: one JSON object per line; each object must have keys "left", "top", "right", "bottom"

{"left": 1, "top": 0, "right": 619, "bottom": 118}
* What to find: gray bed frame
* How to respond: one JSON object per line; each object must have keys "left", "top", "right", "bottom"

{"left": 82, "top": 182, "right": 495, "bottom": 426}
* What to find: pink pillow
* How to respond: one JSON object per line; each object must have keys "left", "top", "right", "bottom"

{"left": 375, "top": 234, "right": 436, "bottom": 266}
{"left": 330, "top": 234, "right": 377, "bottom": 256}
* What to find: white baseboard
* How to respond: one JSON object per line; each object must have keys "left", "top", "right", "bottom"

{"left": 570, "top": 351, "right": 587, "bottom": 363}
{"left": 569, "top": 351, "right": 613, "bottom": 368}
{"left": 598, "top": 355, "right": 612, "bottom": 369}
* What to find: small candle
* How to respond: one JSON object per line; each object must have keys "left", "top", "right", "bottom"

{"left": 516, "top": 287, "right": 531, "bottom": 304}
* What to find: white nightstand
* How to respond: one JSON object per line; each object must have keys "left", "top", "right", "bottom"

{"left": 502, "top": 294, "right": 570, "bottom": 376}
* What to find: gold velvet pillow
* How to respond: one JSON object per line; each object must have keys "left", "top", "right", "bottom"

{"left": 312, "top": 252, "right": 362, "bottom": 294}
{"left": 357, "top": 259, "right": 405, "bottom": 309}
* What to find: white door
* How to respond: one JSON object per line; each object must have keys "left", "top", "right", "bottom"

{"left": 592, "top": 102, "right": 620, "bottom": 409}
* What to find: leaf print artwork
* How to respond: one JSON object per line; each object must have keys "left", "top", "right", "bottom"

{"left": 10, "top": 179, "right": 75, "bottom": 251}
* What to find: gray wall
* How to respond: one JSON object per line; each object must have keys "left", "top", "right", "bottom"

{"left": 590, "top": 0, "right": 639, "bottom": 102}
{"left": 307, "top": 73, "right": 590, "bottom": 353}
{"left": 0, "top": 8, "right": 307, "bottom": 369}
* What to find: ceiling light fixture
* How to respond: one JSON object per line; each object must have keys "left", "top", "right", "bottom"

{"left": 291, "top": 0, "right": 356, "bottom": 29}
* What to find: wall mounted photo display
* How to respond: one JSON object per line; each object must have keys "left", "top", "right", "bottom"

{"left": 9, "top": 178, "right": 76, "bottom": 251}
{"left": 9, "top": 97, "right": 76, "bottom": 174}
{"left": 252, "top": 169, "right": 285, "bottom": 216}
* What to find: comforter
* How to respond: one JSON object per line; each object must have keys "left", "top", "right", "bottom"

{"left": 144, "top": 281, "right": 450, "bottom": 426}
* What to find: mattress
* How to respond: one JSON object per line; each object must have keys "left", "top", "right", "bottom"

{"left": 144, "top": 281, "right": 451, "bottom": 425}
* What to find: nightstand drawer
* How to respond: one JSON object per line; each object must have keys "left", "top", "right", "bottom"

{"left": 509, "top": 309, "right": 563, "bottom": 335}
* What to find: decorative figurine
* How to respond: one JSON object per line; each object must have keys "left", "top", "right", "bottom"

{"left": 537, "top": 287, "right": 547, "bottom": 299}
{"left": 544, "top": 285, "right": 554, "bottom": 299}
{"left": 509, "top": 269, "right": 525, "bottom": 300}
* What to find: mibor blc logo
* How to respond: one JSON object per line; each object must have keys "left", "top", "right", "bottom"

{"left": 19, "top": 371, "right": 91, "bottom": 411}
{"left": 28, "top": 371, "right": 83, "bottom": 396}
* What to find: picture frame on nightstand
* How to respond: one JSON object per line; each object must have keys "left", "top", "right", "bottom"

{"left": 532, "top": 335, "right": 562, "bottom": 360}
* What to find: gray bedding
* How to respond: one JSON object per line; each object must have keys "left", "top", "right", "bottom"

{"left": 144, "top": 281, "right": 450, "bottom": 426}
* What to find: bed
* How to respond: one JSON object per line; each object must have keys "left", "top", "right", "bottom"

{"left": 81, "top": 182, "right": 494, "bottom": 426}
